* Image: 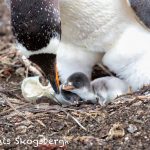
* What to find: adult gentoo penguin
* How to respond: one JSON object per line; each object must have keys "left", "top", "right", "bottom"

{"left": 9, "top": 0, "right": 150, "bottom": 101}
{"left": 10, "top": 0, "right": 61, "bottom": 94}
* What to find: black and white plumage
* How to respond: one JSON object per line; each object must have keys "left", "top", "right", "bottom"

{"left": 10, "top": 0, "right": 61, "bottom": 93}
{"left": 8, "top": 0, "right": 150, "bottom": 102}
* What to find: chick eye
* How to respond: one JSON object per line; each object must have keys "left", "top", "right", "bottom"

{"left": 76, "top": 81, "right": 81, "bottom": 85}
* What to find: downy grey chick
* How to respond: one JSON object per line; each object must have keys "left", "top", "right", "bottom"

{"left": 62, "top": 72, "right": 129, "bottom": 105}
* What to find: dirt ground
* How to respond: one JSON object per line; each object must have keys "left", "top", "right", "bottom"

{"left": 0, "top": 1, "right": 150, "bottom": 150}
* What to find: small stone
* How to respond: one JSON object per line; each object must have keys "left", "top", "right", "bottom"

{"left": 16, "top": 125, "right": 27, "bottom": 134}
{"left": 127, "top": 124, "right": 138, "bottom": 133}
{"left": 125, "top": 136, "right": 129, "bottom": 141}
{"left": 107, "top": 123, "right": 125, "bottom": 139}
{"left": 15, "top": 67, "right": 25, "bottom": 77}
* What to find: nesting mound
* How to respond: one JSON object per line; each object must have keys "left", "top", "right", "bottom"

{"left": 0, "top": 1, "right": 150, "bottom": 149}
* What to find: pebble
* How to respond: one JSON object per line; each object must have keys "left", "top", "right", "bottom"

{"left": 127, "top": 124, "right": 138, "bottom": 133}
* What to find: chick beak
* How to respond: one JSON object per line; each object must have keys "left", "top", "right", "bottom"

{"left": 62, "top": 82, "right": 75, "bottom": 91}
{"left": 29, "top": 54, "right": 60, "bottom": 94}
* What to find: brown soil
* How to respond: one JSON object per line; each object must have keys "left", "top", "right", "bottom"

{"left": 0, "top": 1, "right": 150, "bottom": 150}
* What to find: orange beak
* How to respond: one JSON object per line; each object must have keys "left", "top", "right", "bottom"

{"left": 55, "top": 64, "right": 60, "bottom": 90}
{"left": 49, "top": 58, "right": 60, "bottom": 94}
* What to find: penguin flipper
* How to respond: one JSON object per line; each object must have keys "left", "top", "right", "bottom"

{"left": 128, "top": 0, "right": 150, "bottom": 28}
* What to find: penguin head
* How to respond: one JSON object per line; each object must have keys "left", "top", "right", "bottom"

{"left": 62, "top": 72, "right": 101, "bottom": 104}
{"left": 62, "top": 72, "right": 91, "bottom": 92}
{"left": 10, "top": 0, "right": 61, "bottom": 94}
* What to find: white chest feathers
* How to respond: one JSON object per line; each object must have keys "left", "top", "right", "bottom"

{"left": 60, "top": 0, "right": 135, "bottom": 52}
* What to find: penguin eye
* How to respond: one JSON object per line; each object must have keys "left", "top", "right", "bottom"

{"left": 76, "top": 81, "right": 81, "bottom": 85}
{"left": 76, "top": 81, "right": 81, "bottom": 84}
